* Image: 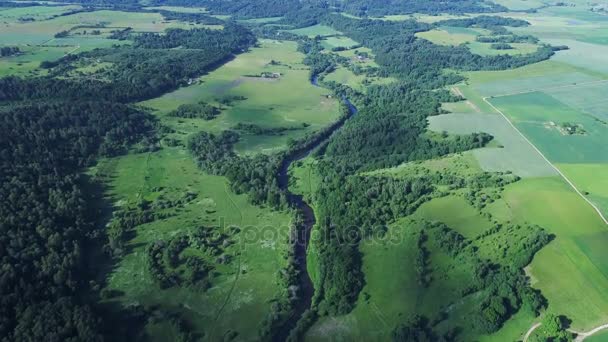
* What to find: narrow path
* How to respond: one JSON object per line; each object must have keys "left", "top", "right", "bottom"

{"left": 523, "top": 322, "right": 542, "bottom": 342}
{"left": 482, "top": 96, "right": 608, "bottom": 226}
{"left": 570, "top": 324, "right": 608, "bottom": 341}
{"left": 452, "top": 86, "right": 481, "bottom": 113}
{"left": 213, "top": 182, "right": 245, "bottom": 324}
{"left": 524, "top": 322, "right": 608, "bottom": 342}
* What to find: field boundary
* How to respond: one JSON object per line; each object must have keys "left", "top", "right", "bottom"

{"left": 482, "top": 96, "right": 608, "bottom": 226}
{"left": 486, "top": 79, "right": 608, "bottom": 100}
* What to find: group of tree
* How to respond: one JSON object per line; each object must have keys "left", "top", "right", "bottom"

{"left": 0, "top": 46, "right": 20, "bottom": 57}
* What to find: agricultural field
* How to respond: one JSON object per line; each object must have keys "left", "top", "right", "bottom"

{"left": 445, "top": 3, "right": 608, "bottom": 335}
{"left": 91, "top": 147, "right": 292, "bottom": 340}
{"left": 489, "top": 92, "right": 608, "bottom": 164}
{"left": 427, "top": 112, "right": 557, "bottom": 177}
{"left": 141, "top": 39, "right": 340, "bottom": 155}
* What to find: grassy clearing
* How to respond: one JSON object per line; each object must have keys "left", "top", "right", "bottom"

{"left": 143, "top": 6, "right": 208, "bottom": 13}
{"left": 427, "top": 113, "right": 557, "bottom": 177}
{"left": 141, "top": 39, "right": 340, "bottom": 155}
{"left": 468, "top": 41, "right": 539, "bottom": 56}
{"left": 238, "top": 17, "right": 283, "bottom": 24}
{"left": 413, "top": 195, "right": 492, "bottom": 239}
{"left": 490, "top": 177, "right": 608, "bottom": 330}
{"left": 287, "top": 24, "right": 341, "bottom": 37}
{"left": 0, "top": 45, "right": 72, "bottom": 77}
{"left": 320, "top": 36, "right": 359, "bottom": 50}
{"left": 93, "top": 148, "right": 292, "bottom": 340}
{"left": 412, "top": 13, "right": 473, "bottom": 23}
{"left": 416, "top": 28, "right": 477, "bottom": 46}
{"left": 489, "top": 92, "right": 608, "bottom": 164}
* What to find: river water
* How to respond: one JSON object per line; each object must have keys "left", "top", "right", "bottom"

{"left": 274, "top": 75, "right": 358, "bottom": 340}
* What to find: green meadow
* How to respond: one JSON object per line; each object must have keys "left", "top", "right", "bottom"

{"left": 141, "top": 39, "right": 340, "bottom": 155}
{"left": 92, "top": 147, "right": 292, "bottom": 340}
{"left": 320, "top": 36, "right": 359, "bottom": 50}
{"left": 413, "top": 195, "right": 492, "bottom": 239}
{"left": 416, "top": 28, "right": 478, "bottom": 46}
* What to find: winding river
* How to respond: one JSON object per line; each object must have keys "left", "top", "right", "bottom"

{"left": 274, "top": 76, "right": 358, "bottom": 340}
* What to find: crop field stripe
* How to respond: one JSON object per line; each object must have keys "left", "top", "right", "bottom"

{"left": 487, "top": 79, "right": 608, "bottom": 99}
{"left": 483, "top": 96, "right": 608, "bottom": 226}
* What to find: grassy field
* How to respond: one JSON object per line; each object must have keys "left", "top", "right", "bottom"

{"left": 287, "top": 24, "right": 341, "bottom": 37}
{"left": 320, "top": 36, "right": 359, "bottom": 50}
{"left": 468, "top": 41, "right": 539, "bottom": 56}
{"left": 93, "top": 147, "right": 292, "bottom": 341}
{"left": 141, "top": 39, "right": 340, "bottom": 155}
{"left": 143, "top": 6, "right": 209, "bottom": 13}
{"left": 588, "top": 329, "right": 608, "bottom": 342}
{"left": 413, "top": 195, "right": 492, "bottom": 239}
{"left": 416, "top": 28, "right": 477, "bottom": 46}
